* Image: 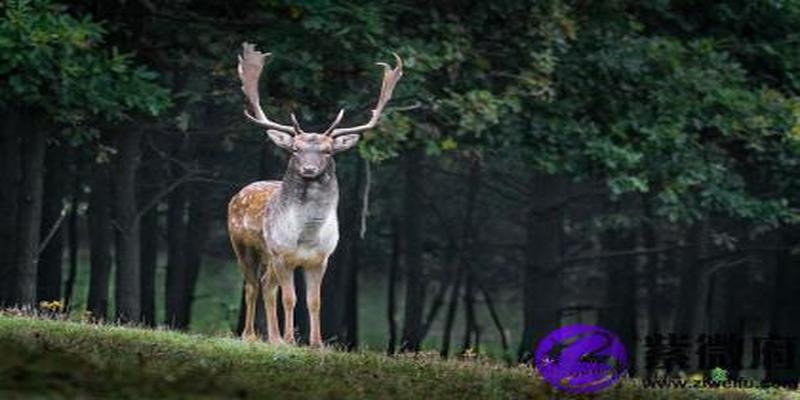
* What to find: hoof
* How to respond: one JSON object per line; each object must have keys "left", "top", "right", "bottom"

{"left": 267, "top": 336, "right": 285, "bottom": 345}
{"left": 242, "top": 333, "right": 259, "bottom": 342}
{"left": 309, "top": 341, "right": 324, "bottom": 349}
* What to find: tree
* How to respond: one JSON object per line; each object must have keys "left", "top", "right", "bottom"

{"left": 0, "top": 0, "right": 169, "bottom": 310}
{"left": 509, "top": 0, "right": 800, "bottom": 365}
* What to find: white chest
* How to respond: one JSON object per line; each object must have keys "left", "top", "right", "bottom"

{"left": 265, "top": 203, "right": 339, "bottom": 259}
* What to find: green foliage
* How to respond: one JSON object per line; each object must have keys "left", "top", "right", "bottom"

{"left": 4, "top": 0, "right": 795, "bottom": 228}
{"left": 206, "top": 0, "right": 799, "bottom": 229}
{"left": 229, "top": 1, "right": 573, "bottom": 160}
{"left": 383, "top": 1, "right": 573, "bottom": 156}
{"left": 0, "top": 0, "right": 170, "bottom": 136}
{"left": 521, "top": 3, "right": 800, "bottom": 227}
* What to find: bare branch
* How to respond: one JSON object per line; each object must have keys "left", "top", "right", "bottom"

{"left": 707, "top": 256, "right": 753, "bottom": 276}
{"left": 392, "top": 101, "right": 422, "bottom": 112}
{"left": 38, "top": 203, "right": 70, "bottom": 255}
{"left": 476, "top": 282, "right": 510, "bottom": 359}
{"left": 136, "top": 172, "right": 196, "bottom": 220}
{"left": 561, "top": 245, "right": 694, "bottom": 265}
{"left": 359, "top": 160, "right": 371, "bottom": 239}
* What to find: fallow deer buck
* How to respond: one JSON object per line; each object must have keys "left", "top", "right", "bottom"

{"left": 228, "top": 43, "right": 402, "bottom": 346}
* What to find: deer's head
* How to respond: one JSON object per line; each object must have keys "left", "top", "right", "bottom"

{"left": 237, "top": 43, "right": 403, "bottom": 180}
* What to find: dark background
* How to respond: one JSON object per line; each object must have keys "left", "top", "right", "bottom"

{"left": 1, "top": 0, "right": 798, "bottom": 380}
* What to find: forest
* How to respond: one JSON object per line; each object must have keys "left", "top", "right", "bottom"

{"left": 1, "top": 0, "right": 799, "bottom": 391}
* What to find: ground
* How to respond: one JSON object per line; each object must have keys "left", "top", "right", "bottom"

{"left": 0, "top": 314, "right": 797, "bottom": 399}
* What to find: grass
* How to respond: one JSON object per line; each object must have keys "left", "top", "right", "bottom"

{"left": 0, "top": 313, "right": 536, "bottom": 399}
{"left": 1, "top": 314, "right": 798, "bottom": 399}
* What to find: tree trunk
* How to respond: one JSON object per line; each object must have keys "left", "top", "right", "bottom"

{"left": 642, "top": 211, "right": 666, "bottom": 376}
{"left": 63, "top": 172, "right": 80, "bottom": 310}
{"left": 400, "top": 148, "right": 425, "bottom": 352}
{"left": 87, "top": 160, "right": 113, "bottom": 320}
{"left": 768, "top": 228, "right": 800, "bottom": 380}
{"left": 716, "top": 257, "right": 748, "bottom": 379}
{"left": 14, "top": 122, "right": 47, "bottom": 308}
{"left": 673, "top": 223, "right": 709, "bottom": 347}
{"left": 479, "top": 283, "right": 510, "bottom": 360}
{"left": 139, "top": 199, "right": 158, "bottom": 326}
{"left": 441, "top": 159, "right": 482, "bottom": 357}
{"left": 165, "top": 172, "right": 187, "bottom": 327}
{"left": 421, "top": 277, "right": 450, "bottom": 339}
{"left": 342, "top": 240, "right": 359, "bottom": 350}
{"left": 181, "top": 183, "right": 212, "bottom": 328}
{"left": 600, "top": 226, "right": 638, "bottom": 374}
{"left": 460, "top": 269, "right": 477, "bottom": 353}
{"left": 386, "top": 217, "right": 400, "bottom": 355}
{"left": 671, "top": 222, "right": 712, "bottom": 372}
{"left": 113, "top": 130, "right": 142, "bottom": 322}
{"left": 440, "top": 262, "right": 463, "bottom": 358}
{"left": 642, "top": 212, "right": 662, "bottom": 336}
{"left": 322, "top": 157, "right": 362, "bottom": 346}
{"left": 458, "top": 160, "right": 481, "bottom": 355}
{"left": 322, "top": 243, "right": 346, "bottom": 341}
{"left": 37, "top": 143, "right": 65, "bottom": 303}
{"left": 0, "top": 109, "right": 22, "bottom": 305}
{"left": 343, "top": 158, "right": 365, "bottom": 350}
{"left": 139, "top": 140, "right": 160, "bottom": 326}
{"left": 517, "top": 174, "right": 564, "bottom": 361}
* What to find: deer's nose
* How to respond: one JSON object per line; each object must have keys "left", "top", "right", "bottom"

{"left": 301, "top": 166, "right": 318, "bottom": 176}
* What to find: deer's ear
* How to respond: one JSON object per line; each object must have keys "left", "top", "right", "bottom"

{"left": 266, "top": 130, "right": 294, "bottom": 150}
{"left": 332, "top": 134, "right": 360, "bottom": 153}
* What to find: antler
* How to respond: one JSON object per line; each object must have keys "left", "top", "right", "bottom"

{"left": 290, "top": 113, "right": 306, "bottom": 134}
{"left": 322, "top": 109, "right": 345, "bottom": 135}
{"left": 238, "top": 42, "right": 295, "bottom": 134}
{"left": 328, "top": 53, "right": 404, "bottom": 137}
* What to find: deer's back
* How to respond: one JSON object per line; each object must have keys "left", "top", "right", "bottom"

{"left": 228, "top": 181, "right": 282, "bottom": 253}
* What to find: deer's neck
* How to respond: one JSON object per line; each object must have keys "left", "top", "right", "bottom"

{"left": 277, "top": 161, "right": 339, "bottom": 216}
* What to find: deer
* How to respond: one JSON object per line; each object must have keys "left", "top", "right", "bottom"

{"left": 227, "top": 43, "right": 402, "bottom": 347}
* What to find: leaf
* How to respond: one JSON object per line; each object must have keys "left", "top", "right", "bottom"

{"left": 440, "top": 137, "right": 458, "bottom": 151}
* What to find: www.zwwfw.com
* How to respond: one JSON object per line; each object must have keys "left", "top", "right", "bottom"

{"left": 642, "top": 378, "right": 798, "bottom": 389}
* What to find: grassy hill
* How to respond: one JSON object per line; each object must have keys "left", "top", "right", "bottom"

{"left": 0, "top": 314, "right": 797, "bottom": 399}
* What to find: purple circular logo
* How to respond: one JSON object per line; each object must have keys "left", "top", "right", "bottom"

{"left": 534, "top": 324, "right": 628, "bottom": 394}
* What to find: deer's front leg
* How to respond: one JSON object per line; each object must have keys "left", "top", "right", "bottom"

{"left": 275, "top": 264, "right": 297, "bottom": 344}
{"left": 304, "top": 261, "right": 327, "bottom": 348}
{"left": 260, "top": 267, "right": 282, "bottom": 344}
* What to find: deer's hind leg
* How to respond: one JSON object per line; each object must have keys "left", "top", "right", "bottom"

{"left": 232, "top": 240, "right": 260, "bottom": 342}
